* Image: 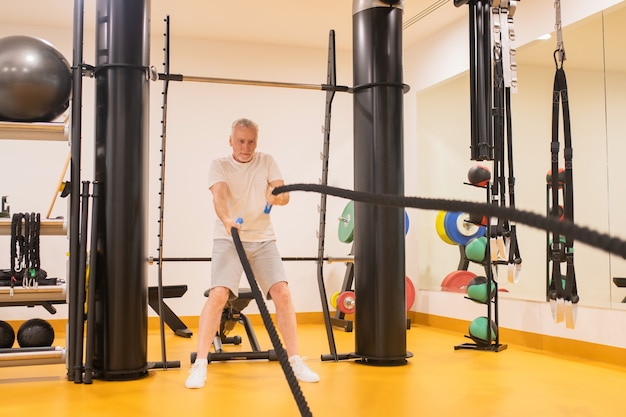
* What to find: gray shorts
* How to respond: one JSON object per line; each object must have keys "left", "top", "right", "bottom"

{"left": 210, "top": 239, "right": 287, "bottom": 299}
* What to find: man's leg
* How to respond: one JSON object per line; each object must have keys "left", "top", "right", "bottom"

{"left": 197, "top": 287, "right": 230, "bottom": 359}
{"left": 269, "top": 282, "right": 319, "bottom": 383}
{"left": 186, "top": 286, "right": 229, "bottom": 389}
{"left": 269, "top": 282, "right": 298, "bottom": 356}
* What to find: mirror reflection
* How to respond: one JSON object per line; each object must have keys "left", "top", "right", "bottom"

{"left": 416, "top": 3, "right": 626, "bottom": 310}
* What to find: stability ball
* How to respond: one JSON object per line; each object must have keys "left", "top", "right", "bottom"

{"left": 17, "top": 318, "right": 55, "bottom": 347}
{"left": 0, "top": 320, "right": 15, "bottom": 348}
{"left": 0, "top": 35, "right": 72, "bottom": 122}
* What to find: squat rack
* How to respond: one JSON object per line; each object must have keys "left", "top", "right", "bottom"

{"left": 153, "top": 16, "right": 353, "bottom": 362}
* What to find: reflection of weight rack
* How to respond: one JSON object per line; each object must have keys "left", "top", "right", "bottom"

{"left": 329, "top": 246, "right": 354, "bottom": 332}
{"left": 332, "top": 202, "right": 415, "bottom": 330}
{"left": 437, "top": 209, "right": 488, "bottom": 294}
{"left": 455, "top": 178, "right": 507, "bottom": 352}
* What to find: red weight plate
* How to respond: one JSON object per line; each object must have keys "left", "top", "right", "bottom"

{"left": 440, "top": 270, "right": 477, "bottom": 293}
{"left": 337, "top": 291, "right": 355, "bottom": 314}
{"left": 406, "top": 276, "right": 416, "bottom": 311}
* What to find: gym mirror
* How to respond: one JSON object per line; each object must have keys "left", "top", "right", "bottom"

{"left": 415, "top": 3, "right": 626, "bottom": 310}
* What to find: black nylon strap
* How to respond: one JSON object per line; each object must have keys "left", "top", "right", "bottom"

{"left": 549, "top": 67, "right": 577, "bottom": 302}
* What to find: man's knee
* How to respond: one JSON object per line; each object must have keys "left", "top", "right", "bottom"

{"left": 207, "top": 286, "right": 230, "bottom": 306}
{"left": 269, "top": 281, "right": 291, "bottom": 302}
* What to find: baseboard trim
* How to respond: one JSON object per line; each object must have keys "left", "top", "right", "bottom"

{"left": 410, "top": 311, "right": 626, "bottom": 369}
{"left": 7, "top": 311, "right": 625, "bottom": 369}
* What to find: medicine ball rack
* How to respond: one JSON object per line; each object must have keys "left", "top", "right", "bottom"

{"left": 454, "top": 182, "right": 507, "bottom": 352}
{"left": 452, "top": 0, "right": 523, "bottom": 352}
{"left": 0, "top": 211, "right": 68, "bottom": 366}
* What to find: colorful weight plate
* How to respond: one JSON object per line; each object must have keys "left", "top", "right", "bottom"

{"left": 337, "top": 291, "right": 356, "bottom": 314}
{"left": 436, "top": 211, "right": 456, "bottom": 245}
{"left": 338, "top": 201, "right": 355, "bottom": 243}
{"left": 443, "top": 211, "right": 486, "bottom": 246}
{"left": 330, "top": 291, "right": 340, "bottom": 309}
{"left": 440, "top": 270, "right": 477, "bottom": 293}
{"left": 406, "top": 276, "right": 416, "bottom": 311}
{"left": 405, "top": 210, "right": 410, "bottom": 235}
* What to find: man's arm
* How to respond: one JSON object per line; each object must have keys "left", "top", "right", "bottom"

{"left": 267, "top": 179, "right": 289, "bottom": 206}
{"left": 210, "top": 181, "right": 240, "bottom": 234}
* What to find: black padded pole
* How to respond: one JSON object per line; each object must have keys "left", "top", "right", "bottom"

{"left": 67, "top": 0, "right": 85, "bottom": 382}
{"left": 92, "top": 0, "right": 150, "bottom": 380}
{"left": 352, "top": 0, "right": 407, "bottom": 365}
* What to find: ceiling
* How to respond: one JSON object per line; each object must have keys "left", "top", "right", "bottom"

{"left": 0, "top": 0, "right": 465, "bottom": 50}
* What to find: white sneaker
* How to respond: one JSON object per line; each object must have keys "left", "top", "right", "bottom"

{"left": 185, "top": 361, "right": 207, "bottom": 389}
{"left": 289, "top": 355, "right": 320, "bottom": 383}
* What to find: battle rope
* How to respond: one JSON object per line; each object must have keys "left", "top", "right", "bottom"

{"left": 10, "top": 213, "right": 25, "bottom": 295}
{"left": 231, "top": 227, "right": 313, "bottom": 417}
{"left": 272, "top": 184, "right": 626, "bottom": 260}
{"left": 9, "top": 213, "right": 41, "bottom": 293}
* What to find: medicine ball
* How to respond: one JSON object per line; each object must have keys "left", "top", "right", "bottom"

{"left": 468, "top": 212, "right": 488, "bottom": 227}
{"left": 465, "top": 236, "right": 487, "bottom": 263}
{"left": 467, "top": 164, "right": 491, "bottom": 187}
{"left": 468, "top": 316, "right": 497, "bottom": 346}
{"left": 546, "top": 167, "right": 566, "bottom": 187}
{"left": 0, "top": 320, "right": 15, "bottom": 348}
{"left": 549, "top": 205, "right": 565, "bottom": 221}
{"left": 466, "top": 276, "right": 496, "bottom": 304}
{"left": 17, "top": 318, "right": 55, "bottom": 348}
{"left": 0, "top": 35, "right": 72, "bottom": 122}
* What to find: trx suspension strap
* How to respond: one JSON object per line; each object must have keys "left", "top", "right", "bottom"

{"left": 548, "top": 0, "right": 577, "bottom": 329}
{"left": 455, "top": 0, "right": 493, "bottom": 161}
{"left": 489, "top": 1, "right": 522, "bottom": 282}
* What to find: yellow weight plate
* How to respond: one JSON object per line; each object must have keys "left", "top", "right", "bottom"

{"left": 436, "top": 211, "right": 456, "bottom": 245}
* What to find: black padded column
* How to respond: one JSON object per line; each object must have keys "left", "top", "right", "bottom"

{"left": 92, "top": 0, "right": 150, "bottom": 380}
{"left": 352, "top": 0, "right": 407, "bottom": 364}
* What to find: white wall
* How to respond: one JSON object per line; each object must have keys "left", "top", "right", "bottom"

{"left": 0, "top": 18, "right": 355, "bottom": 320}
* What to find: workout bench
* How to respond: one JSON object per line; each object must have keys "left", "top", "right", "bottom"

{"left": 148, "top": 285, "right": 192, "bottom": 337}
{"left": 190, "top": 288, "right": 277, "bottom": 363}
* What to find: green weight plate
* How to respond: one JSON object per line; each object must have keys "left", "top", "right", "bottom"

{"left": 338, "top": 201, "right": 355, "bottom": 243}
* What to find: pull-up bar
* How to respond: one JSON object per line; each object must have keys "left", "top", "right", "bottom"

{"left": 158, "top": 72, "right": 350, "bottom": 92}
{"left": 157, "top": 72, "right": 409, "bottom": 93}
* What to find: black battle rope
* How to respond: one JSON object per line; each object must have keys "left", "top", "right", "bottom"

{"left": 273, "top": 184, "right": 626, "bottom": 260}
{"left": 27, "top": 213, "right": 41, "bottom": 288}
{"left": 10, "top": 213, "right": 25, "bottom": 294}
{"left": 230, "top": 227, "right": 313, "bottom": 417}
{"left": 23, "top": 213, "right": 31, "bottom": 287}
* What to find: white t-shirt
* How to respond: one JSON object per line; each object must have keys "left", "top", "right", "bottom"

{"left": 208, "top": 152, "right": 283, "bottom": 242}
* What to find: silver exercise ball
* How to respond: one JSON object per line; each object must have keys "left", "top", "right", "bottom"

{"left": 0, "top": 35, "right": 72, "bottom": 122}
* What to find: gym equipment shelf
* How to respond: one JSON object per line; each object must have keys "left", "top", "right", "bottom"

{"left": 0, "top": 117, "right": 69, "bottom": 141}
{"left": 0, "top": 218, "right": 66, "bottom": 236}
{"left": 0, "top": 284, "right": 66, "bottom": 314}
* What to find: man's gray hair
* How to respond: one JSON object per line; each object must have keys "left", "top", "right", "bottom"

{"left": 231, "top": 118, "right": 258, "bottom": 134}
